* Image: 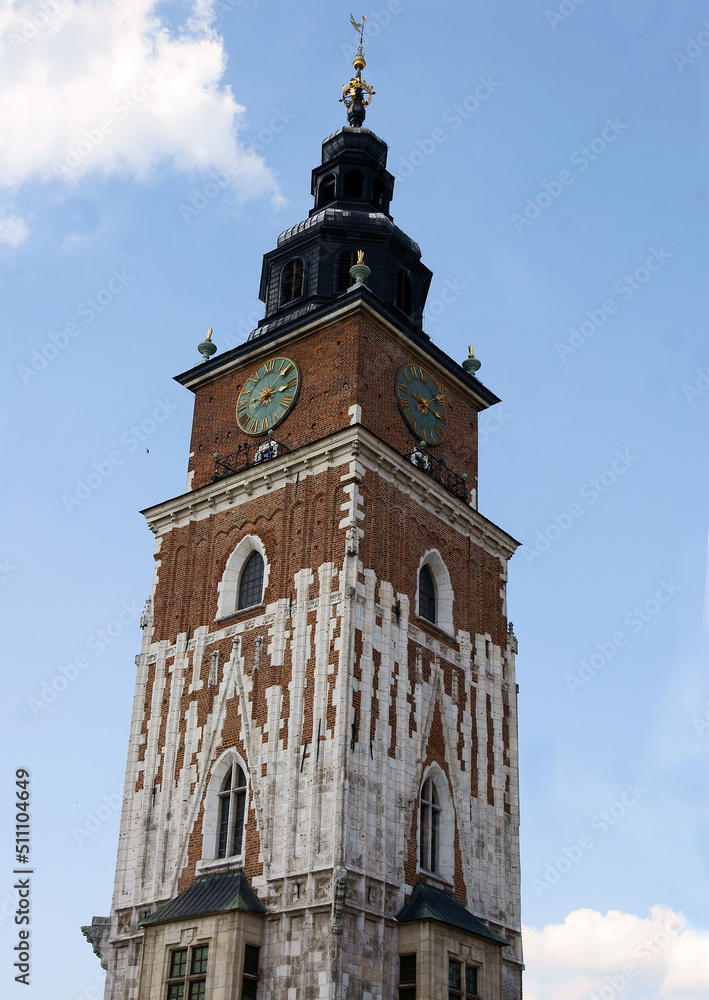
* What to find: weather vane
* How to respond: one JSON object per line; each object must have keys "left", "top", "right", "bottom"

{"left": 341, "top": 13, "right": 375, "bottom": 127}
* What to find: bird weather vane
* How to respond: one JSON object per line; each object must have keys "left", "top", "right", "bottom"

{"left": 342, "top": 13, "right": 374, "bottom": 126}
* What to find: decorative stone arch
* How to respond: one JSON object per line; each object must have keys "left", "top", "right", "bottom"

{"left": 416, "top": 549, "right": 454, "bottom": 634}
{"left": 216, "top": 534, "right": 270, "bottom": 620}
{"left": 201, "top": 748, "right": 250, "bottom": 863}
{"left": 418, "top": 762, "right": 455, "bottom": 884}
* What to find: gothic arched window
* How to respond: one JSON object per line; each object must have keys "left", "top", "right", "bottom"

{"left": 396, "top": 269, "right": 413, "bottom": 315}
{"left": 418, "top": 564, "right": 436, "bottom": 624}
{"left": 343, "top": 169, "right": 364, "bottom": 199}
{"left": 318, "top": 173, "right": 336, "bottom": 206}
{"left": 419, "top": 775, "right": 441, "bottom": 873}
{"left": 281, "top": 258, "right": 304, "bottom": 304}
{"left": 217, "top": 762, "right": 247, "bottom": 858}
{"left": 337, "top": 249, "right": 358, "bottom": 293}
{"left": 238, "top": 552, "right": 264, "bottom": 610}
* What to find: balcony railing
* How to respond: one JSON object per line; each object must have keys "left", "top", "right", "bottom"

{"left": 213, "top": 438, "right": 289, "bottom": 482}
{"left": 409, "top": 447, "right": 469, "bottom": 503}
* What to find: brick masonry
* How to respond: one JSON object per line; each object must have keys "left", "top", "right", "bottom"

{"left": 95, "top": 300, "right": 523, "bottom": 1000}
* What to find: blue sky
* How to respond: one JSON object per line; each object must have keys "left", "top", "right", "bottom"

{"left": 2, "top": 1, "right": 709, "bottom": 997}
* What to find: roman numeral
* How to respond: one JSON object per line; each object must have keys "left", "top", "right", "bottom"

{"left": 401, "top": 397, "right": 410, "bottom": 411}
{"left": 282, "top": 394, "right": 294, "bottom": 405}
{"left": 265, "top": 360, "right": 275, "bottom": 373}
{"left": 248, "top": 419, "right": 259, "bottom": 432}
{"left": 400, "top": 368, "right": 411, "bottom": 381}
{"left": 279, "top": 360, "right": 292, "bottom": 374}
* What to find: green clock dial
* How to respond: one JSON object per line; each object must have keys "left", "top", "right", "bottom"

{"left": 236, "top": 356, "right": 301, "bottom": 436}
{"left": 395, "top": 363, "right": 448, "bottom": 446}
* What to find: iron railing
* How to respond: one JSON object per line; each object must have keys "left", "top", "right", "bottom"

{"left": 213, "top": 439, "right": 289, "bottom": 482}
{"left": 409, "top": 447, "right": 469, "bottom": 503}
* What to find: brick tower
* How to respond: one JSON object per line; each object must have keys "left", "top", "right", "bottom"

{"left": 84, "top": 38, "right": 523, "bottom": 1000}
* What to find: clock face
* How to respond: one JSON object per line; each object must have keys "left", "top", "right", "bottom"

{"left": 236, "top": 356, "right": 301, "bottom": 436}
{"left": 395, "top": 363, "right": 448, "bottom": 446}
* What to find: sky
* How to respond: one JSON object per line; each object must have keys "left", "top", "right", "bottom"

{"left": 1, "top": 0, "right": 709, "bottom": 997}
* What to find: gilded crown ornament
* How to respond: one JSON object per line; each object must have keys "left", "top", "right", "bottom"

{"left": 341, "top": 14, "right": 375, "bottom": 127}
{"left": 462, "top": 344, "right": 482, "bottom": 377}
{"left": 197, "top": 328, "right": 217, "bottom": 364}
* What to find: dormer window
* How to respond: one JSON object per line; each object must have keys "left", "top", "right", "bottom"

{"left": 343, "top": 169, "right": 364, "bottom": 199}
{"left": 396, "top": 269, "right": 413, "bottom": 315}
{"left": 281, "top": 258, "right": 304, "bottom": 305}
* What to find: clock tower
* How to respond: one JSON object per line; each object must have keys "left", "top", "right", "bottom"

{"left": 84, "top": 34, "right": 524, "bottom": 1000}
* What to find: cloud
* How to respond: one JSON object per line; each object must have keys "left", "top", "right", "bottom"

{"left": 523, "top": 907, "right": 709, "bottom": 1000}
{"left": 0, "top": 0, "right": 280, "bottom": 203}
{"left": 0, "top": 211, "right": 30, "bottom": 245}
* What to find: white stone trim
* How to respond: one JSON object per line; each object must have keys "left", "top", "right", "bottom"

{"left": 216, "top": 534, "right": 270, "bottom": 620}
{"left": 416, "top": 549, "right": 454, "bottom": 636}
{"left": 200, "top": 748, "right": 250, "bottom": 863}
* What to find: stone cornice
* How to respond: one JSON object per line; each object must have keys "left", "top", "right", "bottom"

{"left": 175, "top": 291, "right": 500, "bottom": 410}
{"left": 141, "top": 425, "right": 520, "bottom": 562}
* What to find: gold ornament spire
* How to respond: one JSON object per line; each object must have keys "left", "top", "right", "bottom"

{"left": 341, "top": 14, "right": 374, "bottom": 127}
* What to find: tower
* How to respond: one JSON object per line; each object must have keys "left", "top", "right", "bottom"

{"left": 84, "top": 33, "right": 523, "bottom": 1000}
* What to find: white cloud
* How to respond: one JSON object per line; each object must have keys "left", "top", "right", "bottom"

{"left": 0, "top": 211, "right": 30, "bottom": 245}
{"left": 523, "top": 907, "right": 709, "bottom": 1000}
{"left": 0, "top": 0, "right": 281, "bottom": 202}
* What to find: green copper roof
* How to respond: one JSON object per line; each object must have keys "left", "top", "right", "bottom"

{"left": 139, "top": 869, "right": 267, "bottom": 927}
{"left": 396, "top": 881, "right": 508, "bottom": 946}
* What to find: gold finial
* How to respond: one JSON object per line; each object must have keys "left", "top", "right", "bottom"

{"left": 357, "top": 249, "right": 365, "bottom": 264}
{"left": 468, "top": 344, "right": 474, "bottom": 358}
{"left": 342, "top": 14, "right": 374, "bottom": 126}
{"left": 206, "top": 328, "right": 213, "bottom": 342}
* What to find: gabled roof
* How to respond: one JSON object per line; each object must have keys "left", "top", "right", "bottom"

{"left": 139, "top": 870, "right": 267, "bottom": 927}
{"left": 396, "top": 881, "right": 508, "bottom": 946}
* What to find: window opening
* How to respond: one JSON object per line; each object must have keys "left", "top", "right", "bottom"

{"left": 372, "top": 177, "right": 386, "bottom": 207}
{"left": 241, "top": 944, "right": 260, "bottom": 1000}
{"left": 396, "top": 269, "right": 413, "bottom": 315}
{"left": 419, "top": 775, "right": 441, "bottom": 873}
{"left": 399, "top": 954, "right": 417, "bottom": 1000}
{"left": 337, "top": 250, "right": 359, "bottom": 293}
{"left": 418, "top": 565, "right": 436, "bottom": 623}
{"left": 319, "top": 174, "right": 336, "bottom": 205}
{"left": 217, "top": 763, "right": 247, "bottom": 858}
{"left": 449, "top": 959, "right": 480, "bottom": 999}
{"left": 166, "top": 945, "right": 208, "bottom": 1000}
{"left": 343, "top": 169, "right": 364, "bottom": 198}
{"left": 281, "top": 258, "right": 304, "bottom": 304}
{"left": 238, "top": 552, "right": 264, "bottom": 610}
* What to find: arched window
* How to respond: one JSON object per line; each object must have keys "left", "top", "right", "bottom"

{"left": 418, "top": 565, "right": 436, "bottom": 623}
{"left": 419, "top": 775, "right": 441, "bottom": 873}
{"left": 216, "top": 535, "right": 270, "bottom": 620}
{"left": 217, "top": 761, "right": 247, "bottom": 858}
{"left": 416, "top": 550, "right": 454, "bottom": 634}
{"left": 337, "top": 249, "right": 358, "bottom": 293}
{"left": 281, "top": 258, "right": 304, "bottom": 304}
{"left": 238, "top": 551, "right": 264, "bottom": 610}
{"left": 396, "top": 269, "right": 413, "bottom": 315}
{"left": 318, "top": 173, "right": 336, "bottom": 206}
{"left": 372, "top": 177, "right": 386, "bottom": 207}
{"left": 343, "top": 169, "right": 364, "bottom": 199}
